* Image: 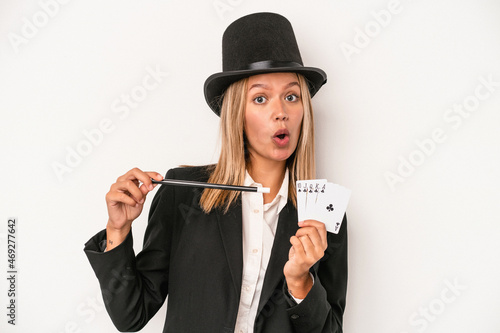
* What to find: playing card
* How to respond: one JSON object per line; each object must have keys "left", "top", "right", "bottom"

{"left": 304, "top": 179, "right": 327, "bottom": 220}
{"left": 296, "top": 179, "right": 351, "bottom": 234}
{"left": 314, "top": 183, "right": 351, "bottom": 234}
{"left": 296, "top": 179, "right": 326, "bottom": 222}
{"left": 295, "top": 180, "right": 309, "bottom": 222}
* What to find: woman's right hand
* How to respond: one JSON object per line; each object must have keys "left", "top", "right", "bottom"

{"left": 104, "top": 168, "right": 164, "bottom": 250}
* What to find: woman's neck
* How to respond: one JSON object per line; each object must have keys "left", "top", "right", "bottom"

{"left": 247, "top": 160, "right": 287, "bottom": 204}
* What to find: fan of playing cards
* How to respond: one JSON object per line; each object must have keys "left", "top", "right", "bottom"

{"left": 296, "top": 180, "right": 351, "bottom": 234}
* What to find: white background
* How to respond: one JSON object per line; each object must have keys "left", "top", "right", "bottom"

{"left": 1, "top": 0, "right": 500, "bottom": 332}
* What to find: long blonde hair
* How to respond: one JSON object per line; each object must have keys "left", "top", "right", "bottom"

{"left": 199, "top": 73, "right": 316, "bottom": 213}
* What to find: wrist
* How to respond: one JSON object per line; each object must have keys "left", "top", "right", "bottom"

{"left": 105, "top": 222, "right": 130, "bottom": 251}
{"left": 286, "top": 273, "right": 313, "bottom": 300}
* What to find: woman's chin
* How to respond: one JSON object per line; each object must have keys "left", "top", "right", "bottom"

{"left": 270, "top": 149, "right": 294, "bottom": 162}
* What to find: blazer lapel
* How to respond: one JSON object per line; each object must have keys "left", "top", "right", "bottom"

{"left": 216, "top": 202, "right": 243, "bottom": 298}
{"left": 257, "top": 201, "right": 299, "bottom": 315}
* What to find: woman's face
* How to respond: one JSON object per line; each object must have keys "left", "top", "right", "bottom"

{"left": 244, "top": 72, "right": 304, "bottom": 166}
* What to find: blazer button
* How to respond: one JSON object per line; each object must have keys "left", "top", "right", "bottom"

{"left": 290, "top": 314, "right": 300, "bottom": 320}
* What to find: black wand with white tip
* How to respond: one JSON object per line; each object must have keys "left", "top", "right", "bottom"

{"left": 151, "top": 179, "right": 270, "bottom": 193}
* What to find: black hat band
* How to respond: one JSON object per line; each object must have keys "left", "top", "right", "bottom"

{"left": 245, "top": 60, "right": 303, "bottom": 71}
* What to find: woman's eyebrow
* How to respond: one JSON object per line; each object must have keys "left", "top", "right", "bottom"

{"left": 285, "top": 81, "right": 300, "bottom": 89}
{"left": 248, "top": 83, "right": 268, "bottom": 91}
{"left": 248, "top": 81, "right": 300, "bottom": 91}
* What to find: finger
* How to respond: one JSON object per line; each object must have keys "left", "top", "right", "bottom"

{"left": 111, "top": 179, "right": 145, "bottom": 204}
{"left": 106, "top": 190, "right": 138, "bottom": 208}
{"left": 295, "top": 227, "right": 326, "bottom": 260}
{"left": 118, "top": 168, "right": 163, "bottom": 192}
{"left": 134, "top": 170, "right": 164, "bottom": 191}
{"left": 299, "top": 220, "right": 328, "bottom": 249}
{"left": 297, "top": 234, "right": 316, "bottom": 258}
{"left": 127, "top": 168, "right": 156, "bottom": 190}
{"left": 140, "top": 171, "right": 164, "bottom": 192}
{"left": 290, "top": 235, "right": 316, "bottom": 260}
{"left": 290, "top": 235, "right": 305, "bottom": 257}
{"left": 299, "top": 219, "right": 326, "bottom": 232}
{"left": 295, "top": 226, "right": 323, "bottom": 249}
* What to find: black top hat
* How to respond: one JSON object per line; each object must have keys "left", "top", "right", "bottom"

{"left": 204, "top": 12, "right": 327, "bottom": 116}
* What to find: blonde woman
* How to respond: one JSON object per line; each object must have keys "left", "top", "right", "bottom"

{"left": 85, "top": 12, "right": 347, "bottom": 333}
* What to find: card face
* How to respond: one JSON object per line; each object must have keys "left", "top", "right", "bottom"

{"left": 296, "top": 180, "right": 308, "bottom": 222}
{"left": 304, "top": 179, "right": 327, "bottom": 220}
{"left": 314, "top": 183, "right": 351, "bottom": 234}
{"left": 296, "top": 179, "right": 326, "bottom": 222}
{"left": 296, "top": 179, "right": 351, "bottom": 234}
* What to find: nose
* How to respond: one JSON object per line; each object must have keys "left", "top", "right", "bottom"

{"left": 273, "top": 100, "right": 288, "bottom": 121}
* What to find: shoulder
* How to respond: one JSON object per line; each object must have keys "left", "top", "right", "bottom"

{"left": 165, "top": 164, "right": 214, "bottom": 182}
{"left": 151, "top": 165, "right": 214, "bottom": 208}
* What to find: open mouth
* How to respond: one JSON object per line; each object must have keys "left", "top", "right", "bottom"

{"left": 273, "top": 129, "right": 290, "bottom": 147}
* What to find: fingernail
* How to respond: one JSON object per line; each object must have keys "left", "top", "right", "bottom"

{"left": 149, "top": 184, "right": 153, "bottom": 191}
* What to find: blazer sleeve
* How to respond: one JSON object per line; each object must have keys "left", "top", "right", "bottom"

{"left": 83, "top": 168, "right": 179, "bottom": 332}
{"left": 284, "top": 215, "right": 348, "bottom": 333}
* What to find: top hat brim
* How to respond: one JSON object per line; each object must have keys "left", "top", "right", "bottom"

{"left": 204, "top": 65, "right": 327, "bottom": 116}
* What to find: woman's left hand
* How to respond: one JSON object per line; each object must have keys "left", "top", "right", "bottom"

{"left": 284, "top": 219, "right": 328, "bottom": 299}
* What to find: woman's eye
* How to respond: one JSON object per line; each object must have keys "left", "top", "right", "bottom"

{"left": 254, "top": 96, "right": 267, "bottom": 104}
{"left": 286, "top": 94, "right": 298, "bottom": 102}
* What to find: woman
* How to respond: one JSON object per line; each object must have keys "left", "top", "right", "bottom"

{"left": 85, "top": 12, "right": 347, "bottom": 333}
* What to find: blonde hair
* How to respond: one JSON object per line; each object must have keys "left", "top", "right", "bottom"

{"left": 199, "top": 73, "right": 315, "bottom": 213}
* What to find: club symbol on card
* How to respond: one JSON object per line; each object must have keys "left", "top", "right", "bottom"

{"left": 335, "top": 222, "right": 340, "bottom": 231}
{"left": 326, "top": 204, "right": 334, "bottom": 212}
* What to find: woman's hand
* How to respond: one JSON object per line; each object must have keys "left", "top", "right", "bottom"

{"left": 105, "top": 168, "right": 163, "bottom": 250}
{"left": 284, "top": 219, "right": 328, "bottom": 299}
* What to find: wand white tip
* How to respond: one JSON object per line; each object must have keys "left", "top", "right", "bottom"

{"left": 257, "top": 187, "right": 271, "bottom": 193}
